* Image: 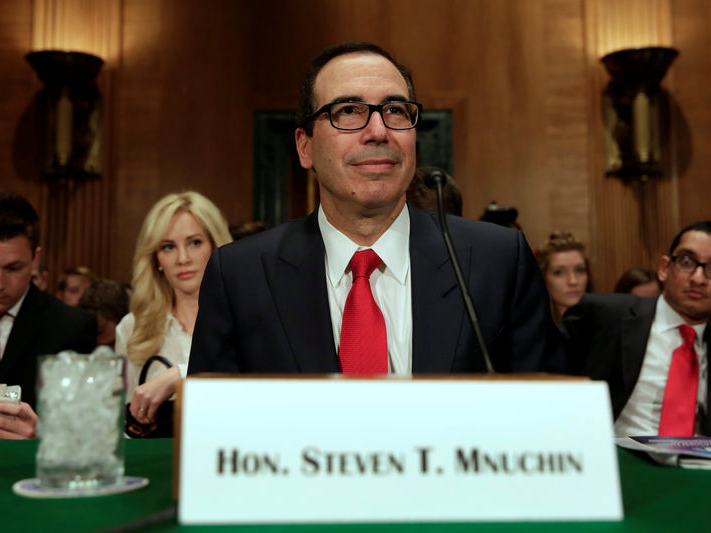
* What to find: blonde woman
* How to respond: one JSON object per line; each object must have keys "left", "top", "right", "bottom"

{"left": 535, "top": 231, "right": 591, "bottom": 323}
{"left": 115, "top": 191, "right": 232, "bottom": 426}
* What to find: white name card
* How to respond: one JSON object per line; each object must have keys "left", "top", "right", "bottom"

{"left": 178, "top": 377, "right": 622, "bottom": 524}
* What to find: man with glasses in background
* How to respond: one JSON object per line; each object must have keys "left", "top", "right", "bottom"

{"left": 189, "top": 42, "right": 565, "bottom": 377}
{"left": 562, "top": 221, "right": 711, "bottom": 436}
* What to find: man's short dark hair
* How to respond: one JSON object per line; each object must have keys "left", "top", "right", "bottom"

{"left": 229, "top": 220, "right": 267, "bottom": 241}
{"left": 0, "top": 191, "right": 40, "bottom": 250}
{"left": 407, "top": 167, "right": 463, "bottom": 216}
{"left": 614, "top": 267, "right": 660, "bottom": 294}
{"left": 296, "top": 41, "right": 416, "bottom": 136}
{"left": 78, "top": 278, "right": 129, "bottom": 324}
{"left": 668, "top": 221, "right": 711, "bottom": 255}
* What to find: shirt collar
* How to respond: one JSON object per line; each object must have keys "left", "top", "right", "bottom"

{"left": 167, "top": 312, "right": 191, "bottom": 336}
{"left": 318, "top": 205, "right": 410, "bottom": 288}
{"left": 5, "top": 286, "right": 29, "bottom": 319}
{"left": 656, "top": 295, "right": 707, "bottom": 341}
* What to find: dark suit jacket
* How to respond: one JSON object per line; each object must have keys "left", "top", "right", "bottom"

{"left": 188, "top": 206, "right": 566, "bottom": 376}
{"left": 560, "top": 293, "right": 711, "bottom": 428}
{"left": 0, "top": 283, "right": 97, "bottom": 410}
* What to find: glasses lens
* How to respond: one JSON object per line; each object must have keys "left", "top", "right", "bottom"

{"left": 382, "top": 102, "right": 418, "bottom": 129}
{"left": 330, "top": 103, "right": 369, "bottom": 130}
{"left": 674, "top": 255, "right": 697, "bottom": 272}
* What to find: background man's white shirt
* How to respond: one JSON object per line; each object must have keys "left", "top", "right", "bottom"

{"left": 0, "top": 288, "right": 28, "bottom": 361}
{"left": 615, "top": 295, "right": 708, "bottom": 436}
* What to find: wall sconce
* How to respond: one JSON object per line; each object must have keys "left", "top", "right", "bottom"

{"left": 26, "top": 50, "right": 104, "bottom": 180}
{"left": 601, "top": 47, "right": 678, "bottom": 181}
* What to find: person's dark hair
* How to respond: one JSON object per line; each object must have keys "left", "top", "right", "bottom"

{"left": 0, "top": 191, "right": 40, "bottom": 250}
{"left": 479, "top": 201, "right": 522, "bottom": 230}
{"left": 78, "top": 278, "right": 129, "bottom": 324}
{"left": 229, "top": 221, "right": 267, "bottom": 241}
{"left": 614, "top": 267, "right": 660, "bottom": 294}
{"left": 406, "top": 167, "right": 462, "bottom": 216}
{"left": 296, "top": 41, "right": 416, "bottom": 136}
{"left": 668, "top": 221, "right": 711, "bottom": 255}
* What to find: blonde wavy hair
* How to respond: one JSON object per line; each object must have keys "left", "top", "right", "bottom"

{"left": 127, "top": 191, "right": 232, "bottom": 365}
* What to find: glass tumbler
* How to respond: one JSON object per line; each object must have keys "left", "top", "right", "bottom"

{"left": 35, "top": 348, "right": 125, "bottom": 489}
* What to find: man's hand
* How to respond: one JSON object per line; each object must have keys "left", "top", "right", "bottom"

{"left": 0, "top": 401, "right": 38, "bottom": 439}
{"left": 130, "top": 366, "right": 181, "bottom": 423}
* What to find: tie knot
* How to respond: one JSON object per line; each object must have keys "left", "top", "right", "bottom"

{"left": 350, "top": 249, "right": 382, "bottom": 279}
{"left": 678, "top": 324, "right": 697, "bottom": 348}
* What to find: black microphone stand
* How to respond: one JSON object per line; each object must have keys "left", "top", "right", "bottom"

{"left": 425, "top": 169, "right": 495, "bottom": 373}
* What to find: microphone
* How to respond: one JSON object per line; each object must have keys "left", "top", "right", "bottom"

{"left": 424, "top": 168, "right": 494, "bottom": 373}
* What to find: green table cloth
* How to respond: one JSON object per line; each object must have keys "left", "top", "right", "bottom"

{"left": 1, "top": 439, "right": 707, "bottom": 532}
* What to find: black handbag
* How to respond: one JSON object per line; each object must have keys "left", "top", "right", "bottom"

{"left": 124, "top": 355, "right": 175, "bottom": 438}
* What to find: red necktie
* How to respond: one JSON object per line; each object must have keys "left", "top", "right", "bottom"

{"left": 658, "top": 324, "right": 699, "bottom": 436}
{"left": 339, "top": 250, "right": 388, "bottom": 374}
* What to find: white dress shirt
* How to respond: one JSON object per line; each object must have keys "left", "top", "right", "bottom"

{"left": 318, "top": 205, "right": 412, "bottom": 375}
{"left": 615, "top": 295, "right": 708, "bottom": 436}
{"left": 0, "top": 288, "right": 28, "bottom": 361}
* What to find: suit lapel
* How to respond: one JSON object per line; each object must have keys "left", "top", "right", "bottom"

{"left": 619, "top": 297, "right": 657, "bottom": 407}
{"left": 409, "top": 206, "right": 465, "bottom": 372}
{"left": 263, "top": 212, "right": 339, "bottom": 373}
{"left": 0, "top": 284, "right": 45, "bottom": 379}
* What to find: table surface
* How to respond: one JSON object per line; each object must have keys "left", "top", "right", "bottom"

{"left": 1, "top": 439, "right": 708, "bottom": 532}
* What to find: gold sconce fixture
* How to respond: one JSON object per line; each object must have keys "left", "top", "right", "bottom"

{"left": 26, "top": 50, "right": 104, "bottom": 181}
{"left": 601, "top": 47, "right": 678, "bottom": 181}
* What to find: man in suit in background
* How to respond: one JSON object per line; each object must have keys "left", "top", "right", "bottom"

{"left": 0, "top": 192, "right": 96, "bottom": 439}
{"left": 188, "top": 42, "right": 565, "bottom": 377}
{"left": 562, "top": 221, "right": 711, "bottom": 436}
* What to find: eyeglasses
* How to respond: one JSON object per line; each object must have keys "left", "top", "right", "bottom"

{"left": 670, "top": 254, "right": 711, "bottom": 278}
{"left": 308, "top": 101, "right": 423, "bottom": 131}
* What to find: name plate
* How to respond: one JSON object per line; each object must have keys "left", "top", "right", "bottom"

{"left": 178, "top": 377, "right": 622, "bottom": 524}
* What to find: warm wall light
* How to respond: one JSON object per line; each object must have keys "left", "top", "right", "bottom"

{"left": 26, "top": 50, "right": 104, "bottom": 180}
{"left": 600, "top": 47, "right": 678, "bottom": 181}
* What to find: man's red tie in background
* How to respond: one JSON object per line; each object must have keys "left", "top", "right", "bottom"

{"left": 658, "top": 324, "right": 699, "bottom": 436}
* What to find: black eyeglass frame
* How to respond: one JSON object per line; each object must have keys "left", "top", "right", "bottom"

{"left": 670, "top": 255, "right": 711, "bottom": 278}
{"left": 306, "top": 101, "right": 423, "bottom": 131}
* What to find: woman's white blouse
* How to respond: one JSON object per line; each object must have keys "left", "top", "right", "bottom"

{"left": 115, "top": 313, "right": 191, "bottom": 401}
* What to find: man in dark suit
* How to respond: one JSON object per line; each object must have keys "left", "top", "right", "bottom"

{"left": 188, "top": 42, "right": 565, "bottom": 377}
{"left": 562, "top": 221, "right": 711, "bottom": 436}
{"left": 0, "top": 192, "right": 96, "bottom": 439}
